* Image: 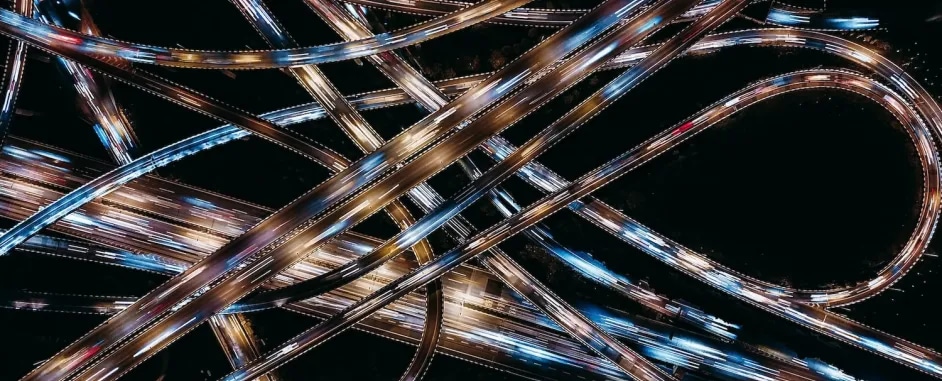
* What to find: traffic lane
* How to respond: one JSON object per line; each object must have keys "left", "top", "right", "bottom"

{"left": 0, "top": 0, "right": 531, "bottom": 69}
{"left": 60, "top": 1, "right": 648, "bottom": 378}
{"left": 220, "top": 0, "right": 723, "bottom": 376}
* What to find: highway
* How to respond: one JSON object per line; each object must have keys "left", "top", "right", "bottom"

{"left": 222, "top": 68, "right": 893, "bottom": 381}
{"left": 37, "top": 0, "right": 139, "bottom": 165}
{"left": 63, "top": 1, "right": 679, "bottom": 379}
{"left": 486, "top": 66, "right": 942, "bottom": 377}
{"left": 0, "top": 3, "right": 736, "bottom": 378}
{"left": 304, "top": 0, "right": 452, "bottom": 111}
{"left": 30, "top": 0, "right": 281, "bottom": 368}
{"left": 219, "top": 1, "right": 747, "bottom": 380}
{"left": 7, "top": 27, "right": 939, "bottom": 378}
{"left": 341, "top": 0, "right": 880, "bottom": 30}
{"left": 208, "top": 314, "right": 281, "bottom": 381}
{"left": 228, "top": 0, "right": 443, "bottom": 379}
{"left": 0, "top": 0, "right": 896, "bottom": 276}
{"left": 0, "top": 1, "right": 542, "bottom": 261}
{"left": 3, "top": 26, "right": 940, "bottom": 378}
{"left": 0, "top": 285, "right": 853, "bottom": 381}
{"left": 0, "top": 2, "right": 901, "bottom": 311}
{"left": 437, "top": 28, "right": 942, "bottom": 376}
{"left": 502, "top": 58, "right": 942, "bottom": 380}
{"left": 0, "top": 41, "right": 359, "bottom": 257}
{"left": 0, "top": 133, "right": 738, "bottom": 363}
{"left": 308, "top": 0, "right": 812, "bottom": 348}
{"left": 0, "top": 65, "right": 908, "bottom": 380}
{"left": 0, "top": 0, "right": 29, "bottom": 148}
{"left": 0, "top": 0, "right": 534, "bottom": 69}
{"left": 228, "top": 0, "right": 720, "bottom": 313}
{"left": 221, "top": 0, "right": 742, "bottom": 378}
{"left": 0, "top": 0, "right": 880, "bottom": 71}
{"left": 236, "top": 0, "right": 712, "bottom": 379}
{"left": 0, "top": 0, "right": 635, "bottom": 283}
{"left": 0, "top": 0, "right": 937, "bottom": 379}
{"left": 482, "top": 29, "right": 942, "bottom": 311}
{"left": 302, "top": 0, "right": 734, "bottom": 347}
{"left": 223, "top": 68, "right": 934, "bottom": 381}
{"left": 0, "top": 218, "right": 642, "bottom": 380}
{"left": 19, "top": 1, "right": 647, "bottom": 379}
{"left": 305, "top": 0, "right": 719, "bottom": 353}
{"left": 558, "top": 30, "right": 942, "bottom": 376}
{"left": 764, "top": 4, "right": 880, "bottom": 30}
{"left": 225, "top": 0, "right": 746, "bottom": 369}
{"left": 0, "top": 286, "right": 854, "bottom": 381}
{"left": 339, "top": 0, "right": 714, "bottom": 27}
{"left": 0, "top": 8, "right": 912, "bottom": 314}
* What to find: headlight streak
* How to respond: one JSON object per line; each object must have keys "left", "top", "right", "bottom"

{"left": 0, "top": 0, "right": 534, "bottom": 69}
{"left": 0, "top": 156, "right": 858, "bottom": 380}
{"left": 0, "top": 33, "right": 937, "bottom": 375}
{"left": 0, "top": 0, "right": 30, "bottom": 151}
{"left": 35, "top": 0, "right": 139, "bottom": 165}
{"left": 0, "top": 1, "right": 936, "bottom": 380}
{"left": 25, "top": 1, "right": 660, "bottom": 380}
{"left": 339, "top": 0, "right": 879, "bottom": 31}
{"left": 228, "top": 0, "right": 442, "bottom": 379}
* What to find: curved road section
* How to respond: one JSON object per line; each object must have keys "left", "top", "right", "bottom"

{"left": 7, "top": 26, "right": 937, "bottom": 381}
{"left": 0, "top": 0, "right": 532, "bottom": 69}
{"left": 228, "top": 0, "right": 443, "bottom": 379}
{"left": 221, "top": 67, "right": 910, "bottom": 381}
{"left": 5, "top": 24, "right": 937, "bottom": 379}
{"left": 219, "top": 1, "right": 746, "bottom": 379}
{"left": 18, "top": 1, "right": 642, "bottom": 379}
{"left": 0, "top": 0, "right": 29, "bottom": 149}
{"left": 230, "top": 69, "right": 937, "bottom": 381}
{"left": 0, "top": 2, "right": 935, "bottom": 380}
{"left": 342, "top": 0, "right": 879, "bottom": 30}
{"left": 231, "top": 0, "right": 743, "bottom": 320}
{"left": 37, "top": 0, "right": 140, "bottom": 165}
{"left": 596, "top": 31, "right": 942, "bottom": 304}
{"left": 68, "top": 1, "right": 682, "bottom": 379}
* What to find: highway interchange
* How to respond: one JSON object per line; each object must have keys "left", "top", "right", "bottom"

{"left": 0, "top": 0, "right": 937, "bottom": 380}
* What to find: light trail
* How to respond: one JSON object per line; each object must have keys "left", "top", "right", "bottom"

{"left": 222, "top": 0, "right": 737, "bottom": 378}
{"left": 223, "top": 68, "right": 896, "bottom": 381}
{"left": 228, "top": 0, "right": 442, "bottom": 379}
{"left": 10, "top": 27, "right": 940, "bottom": 379}
{"left": 66, "top": 2, "right": 674, "bottom": 379}
{"left": 0, "top": 0, "right": 533, "bottom": 69}
{"left": 0, "top": 1, "right": 937, "bottom": 380}
{"left": 0, "top": 0, "right": 30, "bottom": 149}
{"left": 208, "top": 314, "right": 282, "bottom": 381}
{"left": 0, "top": 65, "right": 883, "bottom": 378}
{"left": 764, "top": 5, "right": 880, "bottom": 30}
{"left": 308, "top": 0, "right": 737, "bottom": 349}
{"left": 341, "top": 0, "right": 880, "bottom": 30}
{"left": 36, "top": 0, "right": 139, "bottom": 165}
{"left": 20, "top": 1, "right": 641, "bottom": 379}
